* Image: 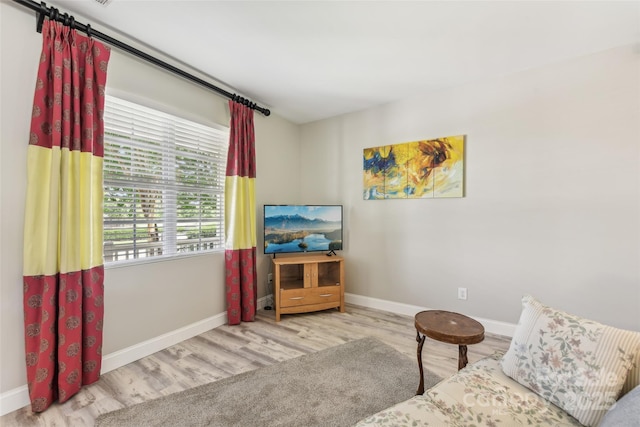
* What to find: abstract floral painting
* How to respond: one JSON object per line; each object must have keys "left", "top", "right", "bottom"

{"left": 363, "top": 135, "right": 465, "bottom": 199}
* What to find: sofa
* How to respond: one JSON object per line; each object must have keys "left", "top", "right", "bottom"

{"left": 356, "top": 295, "right": 640, "bottom": 427}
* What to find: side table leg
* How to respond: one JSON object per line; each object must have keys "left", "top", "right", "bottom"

{"left": 416, "top": 330, "right": 426, "bottom": 395}
{"left": 458, "top": 345, "right": 468, "bottom": 370}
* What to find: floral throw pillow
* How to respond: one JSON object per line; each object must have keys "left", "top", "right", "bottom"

{"left": 500, "top": 295, "right": 640, "bottom": 427}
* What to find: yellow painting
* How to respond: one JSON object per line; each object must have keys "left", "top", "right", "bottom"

{"left": 363, "top": 135, "right": 465, "bottom": 199}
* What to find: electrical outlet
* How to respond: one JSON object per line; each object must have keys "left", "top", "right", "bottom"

{"left": 267, "top": 273, "right": 273, "bottom": 283}
{"left": 457, "top": 287, "right": 468, "bottom": 300}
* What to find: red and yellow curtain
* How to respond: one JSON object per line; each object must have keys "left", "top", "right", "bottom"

{"left": 225, "top": 101, "right": 257, "bottom": 325}
{"left": 23, "top": 20, "right": 110, "bottom": 412}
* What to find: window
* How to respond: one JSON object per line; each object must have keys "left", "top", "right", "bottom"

{"left": 103, "top": 96, "right": 228, "bottom": 264}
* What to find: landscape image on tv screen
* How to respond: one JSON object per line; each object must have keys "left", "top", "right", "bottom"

{"left": 264, "top": 205, "right": 343, "bottom": 254}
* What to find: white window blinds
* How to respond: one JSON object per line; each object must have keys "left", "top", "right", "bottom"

{"left": 103, "top": 96, "right": 228, "bottom": 264}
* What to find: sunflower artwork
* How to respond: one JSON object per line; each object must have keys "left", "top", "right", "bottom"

{"left": 363, "top": 135, "right": 465, "bottom": 199}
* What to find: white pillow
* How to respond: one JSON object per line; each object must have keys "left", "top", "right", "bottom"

{"left": 501, "top": 295, "right": 640, "bottom": 427}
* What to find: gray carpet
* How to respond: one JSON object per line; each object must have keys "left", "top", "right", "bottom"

{"left": 95, "top": 337, "right": 442, "bottom": 427}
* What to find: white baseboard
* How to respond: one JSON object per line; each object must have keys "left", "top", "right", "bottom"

{"left": 103, "top": 296, "right": 270, "bottom": 375}
{"left": 344, "top": 293, "right": 517, "bottom": 337}
{"left": 0, "top": 386, "right": 29, "bottom": 418}
{"left": 0, "top": 310, "right": 230, "bottom": 416}
{"left": 100, "top": 312, "right": 228, "bottom": 374}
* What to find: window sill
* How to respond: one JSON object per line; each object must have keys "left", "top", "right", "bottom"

{"left": 103, "top": 249, "right": 223, "bottom": 270}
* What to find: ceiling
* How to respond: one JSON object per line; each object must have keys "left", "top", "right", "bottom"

{"left": 43, "top": 0, "right": 639, "bottom": 124}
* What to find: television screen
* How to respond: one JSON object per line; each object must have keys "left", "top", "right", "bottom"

{"left": 264, "top": 205, "right": 343, "bottom": 255}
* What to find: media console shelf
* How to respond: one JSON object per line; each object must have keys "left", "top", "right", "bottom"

{"left": 272, "top": 255, "right": 345, "bottom": 322}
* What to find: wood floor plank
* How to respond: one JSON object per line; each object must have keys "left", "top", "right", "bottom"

{"left": 1, "top": 304, "right": 511, "bottom": 426}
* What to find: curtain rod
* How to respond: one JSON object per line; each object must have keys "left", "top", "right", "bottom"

{"left": 12, "top": 0, "right": 271, "bottom": 117}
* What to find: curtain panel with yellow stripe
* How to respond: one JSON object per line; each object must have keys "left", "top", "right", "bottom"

{"left": 225, "top": 101, "right": 257, "bottom": 325}
{"left": 22, "top": 20, "right": 110, "bottom": 412}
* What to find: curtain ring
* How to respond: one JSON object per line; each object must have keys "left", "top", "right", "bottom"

{"left": 36, "top": 1, "right": 47, "bottom": 33}
{"left": 49, "top": 7, "right": 58, "bottom": 21}
{"left": 86, "top": 23, "right": 92, "bottom": 38}
{"left": 69, "top": 16, "right": 75, "bottom": 30}
{"left": 63, "top": 13, "right": 69, "bottom": 26}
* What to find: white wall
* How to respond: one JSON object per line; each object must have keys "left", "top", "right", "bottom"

{"left": 0, "top": 0, "right": 300, "bottom": 399}
{"left": 301, "top": 45, "right": 640, "bottom": 332}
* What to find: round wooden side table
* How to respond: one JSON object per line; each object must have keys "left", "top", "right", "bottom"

{"left": 414, "top": 310, "right": 485, "bottom": 395}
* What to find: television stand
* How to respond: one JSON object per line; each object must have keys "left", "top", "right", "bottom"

{"left": 326, "top": 249, "right": 337, "bottom": 256}
{"left": 272, "top": 255, "right": 345, "bottom": 321}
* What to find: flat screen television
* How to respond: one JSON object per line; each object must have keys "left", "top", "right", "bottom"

{"left": 264, "top": 205, "right": 343, "bottom": 255}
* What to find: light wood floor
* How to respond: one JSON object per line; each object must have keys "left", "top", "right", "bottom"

{"left": 1, "top": 304, "right": 511, "bottom": 426}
